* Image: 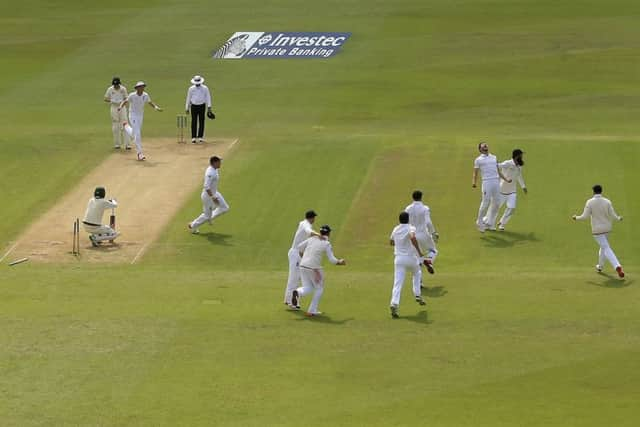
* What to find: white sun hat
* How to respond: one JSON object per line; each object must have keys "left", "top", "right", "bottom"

{"left": 134, "top": 81, "right": 146, "bottom": 88}
{"left": 191, "top": 75, "right": 204, "bottom": 85}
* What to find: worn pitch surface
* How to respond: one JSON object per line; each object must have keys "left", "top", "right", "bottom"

{"left": 5, "top": 138, "right": 237, "bottom": 264}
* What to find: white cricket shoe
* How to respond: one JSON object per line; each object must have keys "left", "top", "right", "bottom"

{"left": 188, "top": 223, "right": 199, "bottom": 234}
{"left": 498, "top": 223, "right": 505, "bottom": 231}
{"left": 137, "top": 153, "right": 146, "bottom": 161}
{"left": 595, "top": 264, "right": 603, "bottom": 273}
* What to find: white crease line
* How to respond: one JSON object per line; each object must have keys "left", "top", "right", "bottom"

{"left": 0, "top": 243, "right": 19, "bottom": 263}
{"left": 131, "top": 243, "right": 149, "bottom": 265}
{"left": 229, "top": 138, "right": 239, "bottom": 149}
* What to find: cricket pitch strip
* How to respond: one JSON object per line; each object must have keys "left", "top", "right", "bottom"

{"left": 4, "top": 137, "right": 238, "bottom": 264}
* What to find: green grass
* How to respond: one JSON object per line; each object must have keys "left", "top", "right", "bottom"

{"left": 1, "top": 0, "right": 640, "bottom": 425}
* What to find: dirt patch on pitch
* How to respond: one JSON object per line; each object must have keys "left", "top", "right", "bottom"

{"left": 5, "top": 137, "right": 238, "bottom": 264}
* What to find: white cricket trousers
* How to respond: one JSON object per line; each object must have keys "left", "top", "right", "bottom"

{"left": 593, "top": 234, "right": 621, "bottom": 269}
{"left": 390, "top": 255, "right": 421, "bottom": 307}
{"left": 415, "top": 231, "right": 438, "bottom": 262}
{"left": 190, "top": 190, "right": 230, "bottom": 229}
{"left": 124, "top": 113, "right": 144, "bottom": 155}
{"left": 297, "top": 267, "right": 324, "bottom": 314}
{"left": 477, "top": 179, "right": 500, "bottom": 226}
{"left": 110, "top": 105, "right": 128, "bottom": 147}
{"left": 284, "top": 248, "right": 301, "bottom": 304}
{"left": 486, "top": 193, "right": 517, "bottom": 227}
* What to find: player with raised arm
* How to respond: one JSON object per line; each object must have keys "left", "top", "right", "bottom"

{"left": 572, "top": 185, "right": 625, "bottom": 278}
{"left": 118, "top": 81, "right": 162, "bottom": 161}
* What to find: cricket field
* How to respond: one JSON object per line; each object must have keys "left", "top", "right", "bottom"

{"left": 1, "top": 0, "right": 639, "bottom": 425}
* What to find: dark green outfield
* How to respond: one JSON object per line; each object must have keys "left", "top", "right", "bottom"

{"left": 1, "top": 0, "right": 639, "bottom": 425}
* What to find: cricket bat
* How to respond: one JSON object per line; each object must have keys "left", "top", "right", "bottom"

{"left": 110, "top": 208, "right": 116, "bottom": 230}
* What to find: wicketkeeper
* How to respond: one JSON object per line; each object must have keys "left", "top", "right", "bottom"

{"left": 82, "top": 186, "right": 119, "bottom": 246}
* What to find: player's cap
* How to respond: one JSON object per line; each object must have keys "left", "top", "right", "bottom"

{"left": 305, "top": 210, "right": 318, "bottom": 219}
{"left": 320, "top": 224, "right": 332, "bottom": 235}
{"left": 191, "top": 75, "right": 204, "bottom": 85}
{"left": 512, "top": 148, "right": 524, "bottom": 157}
{"left": 134, "top": 81, "right": 146, "bottom": 88}
{"left": 112, "top": 76, "right": 121, "bottom": 85}
{"left": 210, "top": 155, "right": 222, "bottom": 164}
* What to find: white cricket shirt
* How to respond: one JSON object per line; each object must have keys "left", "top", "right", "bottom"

{"left": 202, "top": 166, "right": 219, "bottom": 193}
{"left": 290, "top": 219, "right": 314, "bottom": 250}
{"left": 390, "top": 224, "right": 417, "bottom": 256}
{"left": 298, "top": 237, "right": 339, "bottom": 269}
{"left": 499, "top": 159, "right": 526, "bottom": 194}
{"left": 127, "top": 91, "right": 151, "bottom": 116}
{"left": 104, "top": 85, "right": 128, "bottom": 104}
{"left": 405, "top": 201, "right": 434, "bottom": 233}
{"left": 83, "top": 198, "right": 117, "bottom": 225}
{"left": 474, "top": 154, "right": 499, "bottom": 181}
{"left": 575, "top": 194, "right": 622, "bottom": 234}
{"left": 185, "top": 84, "right": 212, "bottom": 109}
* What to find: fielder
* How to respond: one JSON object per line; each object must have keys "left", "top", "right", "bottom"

{"left": 484, "top": 149, "right": 527, "bottom": 230}
{"left": 82, "top": 186, "right": 119, "bottom": 246}
{"left": 188, "top": 156, "right": 230, "bottom": 234}
{"left": 405, "top": 190, "right": 438, "bottom": 272}
{"left": 291, "top": 225, "right": 346, "bottom": 316}
{"left": 103, "top": 76, "right": 130, "bottom": 149}
{"left": 572, "top": 185, "right": 625, "bottom": 278}
{"left": 118, "top": 81, "right": 163, "bottom": 161}
{"left": 185, "top": 75, "right": 214, "bottom": 143}
{"left": 389, "top": 212, "right": 427, "bottom": 318}
{"left": 472, "top": 142, "right": 511, "bottom": 232}
{"left": 284, "top": 210, "right": 322, "bottom": 307}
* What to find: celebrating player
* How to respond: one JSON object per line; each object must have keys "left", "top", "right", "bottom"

{"left": 472, "top": 142, "right": 511, "bottom": 232}
{"left": 118, "top": 81, "right": 163, "bottom": 161}
{"left": 484, "top": 149, "right": 527, "bottom": 230}
{"left": 389, "top": 212, "right": 427, "bottom": 319}
{"left": 291, "top": 225, "right": 346, "bottom": 316}
{"left": 572, "top": 185, "right": 625, "bottom": 278}
{"left": 405, "top": 190, "right": 438, "bottom": 272}
{"left": 188, "top": 156, "right": 230, "bottom": 234}
{"left": 283, "top": 210, "right": 322, "bottom": 307}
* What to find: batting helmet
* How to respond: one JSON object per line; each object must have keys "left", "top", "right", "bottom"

{"left": 112, "top": 76, "right": 121, "bottom": 86}
{"left": 94, "top": 187, "right": 106, "bottom": 199}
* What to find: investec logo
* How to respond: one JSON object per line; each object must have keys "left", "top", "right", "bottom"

{"left": 213, "top": 32, "right": 351, "bottom": 59}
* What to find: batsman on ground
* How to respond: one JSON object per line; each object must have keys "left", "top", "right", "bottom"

{"left": 82, "top": 186, "right": 119, "bottom": 246}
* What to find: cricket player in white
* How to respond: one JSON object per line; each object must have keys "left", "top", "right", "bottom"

{"left": 389, "top": 212, "right": 427, "bottom": 318}
{"left": 572, "top": 185, "right": 625, "bottom": 278}
{"left": 291, "top": 225, "right": 346, "bottom": 316}
{"left": 118, "top": 81, "right": 163, "bottom": 161}
{"left": 188, "top": 156, "right": 230, "bottom": 234}
{"left": 405, "top": 190, "right": 438, "bottom": 270}
{"left": 284, "top": 210, "right": 322, "bottom": 307}
{"left": 484, "top": 149, "right": 527, "bottom": 230}
{"left": 82, "top": 186, "right": 119, "bottom": 246}
{"left": 103, "top": 76, "right": 129, "bottom": 149}
{"left": 472, "top": 142, "right": 511, "bottom": 232}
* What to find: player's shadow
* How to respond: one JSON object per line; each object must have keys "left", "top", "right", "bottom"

{"left": 421, "top": 285, "right": 448, "bottom": 298}
{"left": 587, "top": 272, "right": 632, "bottom": 288}
{"left": 400, "top": 310, "right": 432, "bottom": 325}
{"left": 202, "top": 232, "right": 233, "bottom": 246}
{"left": 481, "top": 230, "right": 539, "bottom": 248}
{"left": 290, "top": 310, "right": 354, "bottom": 325}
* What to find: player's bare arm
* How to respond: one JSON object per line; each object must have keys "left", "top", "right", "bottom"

{"left": 409, "top": 233, "right": 424, "bottom": 258}
{"left": 472, "top": 168, "right": 478, "bottom": 187}
{"left": 149, "top": 101, "right": 162, "bottom": 111}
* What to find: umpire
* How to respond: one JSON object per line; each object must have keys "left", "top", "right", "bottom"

{"left": 185, "top": 75, "right": 214, "bottom": 143}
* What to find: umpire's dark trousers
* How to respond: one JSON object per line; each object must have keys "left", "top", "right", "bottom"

{"left": 190, "top": 103, "right": 206, "bottom": 139}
